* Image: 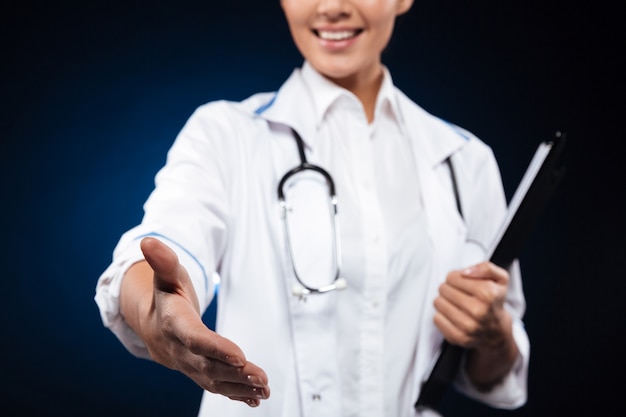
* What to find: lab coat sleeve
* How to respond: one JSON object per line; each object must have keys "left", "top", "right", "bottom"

{"left": 94, "top": 228, "right": 213, "bottom": 359}
{"left": 451, "top": 136, "right": 530, "bottom": 408}
{"left": 94, "top": 102, "right": 236, "bottom": 358}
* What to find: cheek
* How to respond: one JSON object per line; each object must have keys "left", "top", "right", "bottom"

{"left": 377, "top": 18, "right": 396, "bottom": 44}
{"left": 284, "top": 13, "right": 311, "bottom": 53}
{"left": 289, "top": 29, "right": 313, "bottom": 61}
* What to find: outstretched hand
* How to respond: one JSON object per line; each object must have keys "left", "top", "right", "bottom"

{"left": 122, "top": 237, "right": 270, "bottom": 407}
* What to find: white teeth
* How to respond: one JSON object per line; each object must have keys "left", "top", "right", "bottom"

{"left": 317, "top": 30, "right": 357, "bottom": 41}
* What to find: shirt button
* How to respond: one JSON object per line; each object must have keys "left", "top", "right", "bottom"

{"left": 312, "top": 394, "right": 322, "bottom": 401}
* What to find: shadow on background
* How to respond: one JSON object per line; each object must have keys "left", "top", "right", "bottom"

{"left": 1, "top": 1, "right": 624, "bottom": 416}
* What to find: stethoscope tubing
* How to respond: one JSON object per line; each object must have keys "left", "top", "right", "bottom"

{"left": 277, "top": 129, "right": 344, "bottom": 295}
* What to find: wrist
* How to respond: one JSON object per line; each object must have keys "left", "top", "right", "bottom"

{"left": 465, "top": 313, "right": 519, "bottom": 391}
{"left": 120, "top": 260, "right": 155, "bottom": 339}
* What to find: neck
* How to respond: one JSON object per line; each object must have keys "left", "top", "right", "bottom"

{"left": 328, "top": 67, "right": 384, "bottom": 124}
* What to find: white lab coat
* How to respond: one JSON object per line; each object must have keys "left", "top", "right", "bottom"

{"left": 95, "top": 63, "right": 529, "bottom": 417}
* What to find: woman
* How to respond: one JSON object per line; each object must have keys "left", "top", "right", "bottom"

{"left": 95, "top": 1, "right": 529, "bottom": 415}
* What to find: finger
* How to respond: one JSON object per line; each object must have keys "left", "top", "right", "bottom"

{"left": 228, "top": 396, "right": 261, "bottom": 407}
{"left": 433, "top": 308, "right": 471, "bottom": 347}
{"left": 169, "top": 320, "right": 249, "bottom": 368}
{"left": 445, "top": 269, "right": 507, "bottom": 305}
{"left": 439, "top": 281, "right": 492, "bottom": 320}
{"left": 206, "top": 377, "right": 270, "bottom": 399}
{"left": 434, "top": 292, "right": 479, "bottom": 337}
{"left": 183, "top": 358, "right": 270, "bottom": 398}
{"left": 448, "top": 277, "right": 505, "bottom": 308}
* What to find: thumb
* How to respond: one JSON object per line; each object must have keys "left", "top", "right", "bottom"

{"left": 140, "top": 237, "right": 185, "bottom": 293}
{"left": 461, "top": 261, "right": 509, "bottom": 285}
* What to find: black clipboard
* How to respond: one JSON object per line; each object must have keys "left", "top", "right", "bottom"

{"left": 415, "top": 131, "right": 567, "bottom": 411}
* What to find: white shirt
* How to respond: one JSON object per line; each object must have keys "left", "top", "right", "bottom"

{"left": 95, "top": 62, "right": 529, "bottom": 417}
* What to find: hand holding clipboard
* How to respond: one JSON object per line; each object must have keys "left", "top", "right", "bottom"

{"left": 415, "top": 131, "right": 567, "bottom": 411}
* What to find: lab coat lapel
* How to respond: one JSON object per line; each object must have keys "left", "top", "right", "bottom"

{"left": 399, "top": 93, "right": 473, "bottom": 398}
{"left": 399, "top": 93, "right": 468, "bottom": 277}
{"left": 257, "top": 68, "right": 344, "bottom": 417}
{"left": 259, "top": 68, "right": 318, "bottom": 149}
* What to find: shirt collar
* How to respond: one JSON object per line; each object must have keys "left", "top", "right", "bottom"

{"left": 299, "top": 61, "right": 350, "bottom": 129}
{"left": 299, "top": 61, "right": 404, "bottom": 130}
{"left": 373, "top": 65, "right": 404, "bottom": 128}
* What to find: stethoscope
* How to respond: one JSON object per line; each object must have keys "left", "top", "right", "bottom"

{"left": 277, "top": 129, "right": 347, "bottom": 296}
{"left": 277, "top": 128, "right": 471, "bottom": 297}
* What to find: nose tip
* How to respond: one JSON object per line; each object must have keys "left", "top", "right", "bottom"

{"left": 317, "top": 0, "right": 350, "bottom": 20}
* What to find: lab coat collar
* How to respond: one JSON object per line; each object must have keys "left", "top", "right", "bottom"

{"left": 300, "top": 61, "right": 351, "bottom": 129}
{"left": 395, "top": 88, "right": 469, "bottom": 167}
{"left": 256, "top": 63, "right": 321, "bottom": 150}
{"left": 258, "top": 62, "right": 468, "bottom": 167}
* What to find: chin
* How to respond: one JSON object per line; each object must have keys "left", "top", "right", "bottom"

{"left": 310, "top": 61, "right": 359, "bottom": 82}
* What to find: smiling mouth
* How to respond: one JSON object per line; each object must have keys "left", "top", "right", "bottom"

{"left": 313, "top": 29, "right": 363, "bottom": 41}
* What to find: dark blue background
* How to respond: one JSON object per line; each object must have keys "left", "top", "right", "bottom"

{"left": 2, "top": 1, "right": 624, "bottom": 416}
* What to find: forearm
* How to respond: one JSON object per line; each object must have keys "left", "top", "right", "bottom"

{"left": 464, "top": 312, "right": 520, "bottom": 391}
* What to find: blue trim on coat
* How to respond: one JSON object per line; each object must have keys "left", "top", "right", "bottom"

{"left": 440, "top": 119, "right": 471, "bottom": 141}
{"left": 254, "top": 93, "right": 277, "bottom": 115}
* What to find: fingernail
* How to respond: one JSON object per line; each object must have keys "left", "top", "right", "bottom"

{"left": 248, "top": 375, "right": 265, "bottom": 388}
{"left": 225, "top": 355, "right": 244, "bottom": 367}
{"left": 463, "top": 265, "right": 479, "bottom": 276}
{"left": 252, "top": 387, "right": 268, "bottom": 399}
{"left": 246, "top": 398, "right": 260, "bottom": 407}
